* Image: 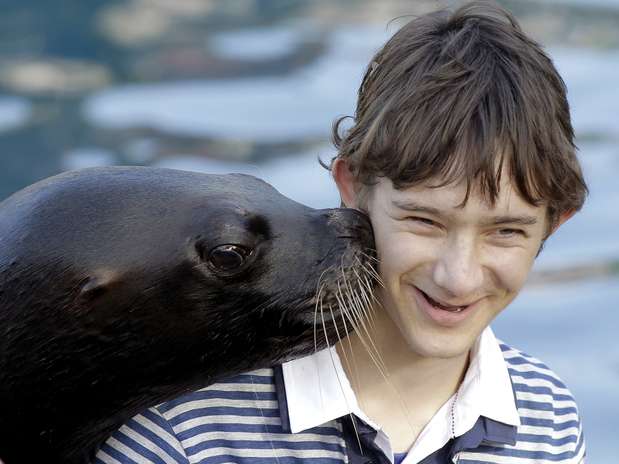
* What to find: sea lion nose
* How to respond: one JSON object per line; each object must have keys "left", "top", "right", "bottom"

{"left": 320, "top": 208, "right": 376, "bottom": 250}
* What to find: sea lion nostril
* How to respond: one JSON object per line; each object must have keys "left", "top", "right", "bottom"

{"left": 320, "top": 208, "right": 375, "bottom": 245}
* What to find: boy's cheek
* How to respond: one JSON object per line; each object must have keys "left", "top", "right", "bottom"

{"left": 375, "top": 237, "right": 425, "bottom": 271}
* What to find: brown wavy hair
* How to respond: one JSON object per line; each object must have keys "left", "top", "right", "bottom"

{"left": 330, "top": 1, "right": 587, "bottom": 227}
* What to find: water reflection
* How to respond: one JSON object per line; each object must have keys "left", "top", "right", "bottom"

{"left": 0, "top": 96, "right": 31, "bottom": 132}
{"left": 82, "top": 25, "right": 393, "bottom": 143}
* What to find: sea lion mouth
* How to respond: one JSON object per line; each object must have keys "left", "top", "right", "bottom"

{"left": 260, "top": 248, "right": 380, "bottom": 365}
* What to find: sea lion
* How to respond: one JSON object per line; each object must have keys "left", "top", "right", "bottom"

{"left": 0, "top": 166, "right": 377, "bottom": 464}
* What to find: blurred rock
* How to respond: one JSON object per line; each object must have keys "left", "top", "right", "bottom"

{"left": 0, "top": 59, "right": 111, "bottom": 96}
{"left": 97, "top": 0, "right": 215, "bottom": 47}
{"left": 528, "top": 260, "right": 619, "bottom": 286}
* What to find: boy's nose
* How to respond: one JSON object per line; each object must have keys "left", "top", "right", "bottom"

{"left": 432, "top": 237, "right": 484, "bottom": 300}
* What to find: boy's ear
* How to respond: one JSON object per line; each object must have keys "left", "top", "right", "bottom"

{"left": 332, "top": 158, "right": 359, "bottom": 208}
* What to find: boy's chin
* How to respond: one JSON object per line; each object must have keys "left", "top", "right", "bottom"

{"left": 402, "top": 330, "right": 477, "bottom": 360}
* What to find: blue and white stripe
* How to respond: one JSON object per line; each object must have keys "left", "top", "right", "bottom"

{"left": 94, "top": 369, "right": 347, "bottom": 464}
{"left": 94, "top": 345, "right": 585, "bottom": 464}
{"left": 455, "top": 345, "right": 585, "bottom": 464}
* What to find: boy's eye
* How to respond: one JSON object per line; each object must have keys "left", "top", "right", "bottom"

{"left": 409, "top": 216, "right": 437, "bottom": 227}
{"left": 497, "top": 228, "right": 526, "bottom": 237}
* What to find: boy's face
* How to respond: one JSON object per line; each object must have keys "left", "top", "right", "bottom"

{"left": 336, "top": 162, "right": 569, "bottom": 359}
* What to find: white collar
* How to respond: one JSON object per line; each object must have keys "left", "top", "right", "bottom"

{"left": 282, "top": 327, "right": 520, "bottom": 462}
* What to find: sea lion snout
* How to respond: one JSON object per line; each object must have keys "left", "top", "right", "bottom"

{"left": 320, "top": 207, "right": 375, "bottom": 245}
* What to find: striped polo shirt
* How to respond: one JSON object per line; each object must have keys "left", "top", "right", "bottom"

{"left": 93, "top": 328, "right": 585, "bottom": 464}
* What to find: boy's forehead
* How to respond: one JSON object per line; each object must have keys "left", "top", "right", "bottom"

{"left": 373, "top": 175, "right": 545, "bottom": 217}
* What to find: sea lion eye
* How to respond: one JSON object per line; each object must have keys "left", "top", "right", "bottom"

{"left": 208, "top": 245, "right": 250, "bottom": 272}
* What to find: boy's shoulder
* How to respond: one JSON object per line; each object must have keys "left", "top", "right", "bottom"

{"left": 94, "top": 368, "right": 347, "bottom": 464}
{"left": 458, "top": 341, "right": 586, "bottom": 464}
{"left": 498, "top": 340, "right": 579, "bottom": 406}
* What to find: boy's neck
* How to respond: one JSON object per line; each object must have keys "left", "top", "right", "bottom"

{"left": 335, "top": 307, "right": 470, "bottom": 451}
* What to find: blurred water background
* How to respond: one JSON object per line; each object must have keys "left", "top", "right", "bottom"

{"left": 0, "top": 0, "right": 617, "bottom": 461}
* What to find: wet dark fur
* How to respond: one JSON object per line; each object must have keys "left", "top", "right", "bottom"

{"left": 0, "top": 166, "right": 375, "bottom": 464}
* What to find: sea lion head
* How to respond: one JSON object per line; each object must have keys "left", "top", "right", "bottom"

{"left": 0, "top": 166, "right": 377, "bottom": 462}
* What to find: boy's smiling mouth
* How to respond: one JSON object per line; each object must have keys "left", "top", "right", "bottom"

{"left": 418, "top": 288, "right": 468, "bottom": 312}
{"left": 411, "top": 286, "right": 483, "bottom": 320}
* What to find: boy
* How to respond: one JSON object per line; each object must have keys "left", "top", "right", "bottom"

{"left": 95, "top": 2, "right": 587, "bottom": 463}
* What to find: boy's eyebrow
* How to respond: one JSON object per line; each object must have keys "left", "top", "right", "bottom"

{"left": 392, "top": 200, "right": 442, "bottom": 216}
{"left": 481, "top": 215, "right": 538, "bottom": 226}
{"left": 392, "top": 200, "right": 538, "bottom": 226}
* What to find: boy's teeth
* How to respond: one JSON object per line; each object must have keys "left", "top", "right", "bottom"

{"left": 425, "top": 293, "right": 465, "bottom": 312}
{"left": 437, "top": 304, "right": 464, "bottom": 312}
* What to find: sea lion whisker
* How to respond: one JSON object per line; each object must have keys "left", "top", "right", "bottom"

{"left": 361, "top": 269, "right": 384, "bottom": 326}
{"left": 336, "top": 257, "right": 412, "bottom": 442}
{"left": 335, "top": 282, "right": 387, "bottom": 377}
{"left": 348, "top": 327, "right": 389, "bottom": 381}
{"left": 361, "top": 272, "right": 381, "bottom": 305}
{"left": 358, "top": 254, "right": 382, "bottom": 282}
{"left": 313, "top": 265, "right": 337, "bottom": 351}
{"left": 341, "top": 274, "right": 413, "bottom": 428}
{"left": 349, "top": 258, "right": 379, "bottom": 329}
{"left": 335, "top": 279, "right": 362, "bottom": 334}
{"left": 341, "top": 286, "right": 373, "bottom": 356}
{"left": 314, "top": 283, "right": 326, "bottom": 352}
{"left": 360, "top": 250, "right": 380, "bottom": 263}
{"left": 335, "top": 284, "right": 359, "bottom": 338}
{"left": 323, "top": 306, "right": 364, "bottom": 455}
{"left": 340, "top": 291, "right": 415, "bottom": 431}
{"left": 341, "top": 264, "right": 367, "bottom": 320}
{"left": 337, "top": 302, "right": 362, "bottom": 395}
{"left": 319, "top": 291, "right": 331, "bottom": 351}
{"left": 356, "top": 270, "right": 378, "bottom": 329}
{"left": 330, "top": 272, "right": 383, "bottom": 382}
{"left": 336, "top": 293, "right": 390, "bottom": 389}
{"left": 328, "top": 303, "right": 349, "bottom": 371}
{"left": 365, "top": 268, "right": 385, "bottom": 290}
{"left": 346, "top": 282, "right": 375, "bottom": 342}
{"left": 358, "top": 260, "right": 384, "bottom": 289}
{"left": 344, "top": 266, "right": 375, "bottom": 332}
{"left": 351, "top": 260, "right": 375, "bottom": 301}
{"left": 337, "top": 275, "right": 387, "bottom": 374}
{"left": 315, "top": 264, "right": 336, "bottom": 297}
{"left": 339, "top": 264, "right": 363, "bottom": 324}
{"left": 336, "top": 296, "right": 381, "bottom": 384}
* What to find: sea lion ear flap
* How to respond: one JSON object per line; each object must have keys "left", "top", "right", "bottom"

{"left": 78, "top": 269, "right": 120, "bottom": 302}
